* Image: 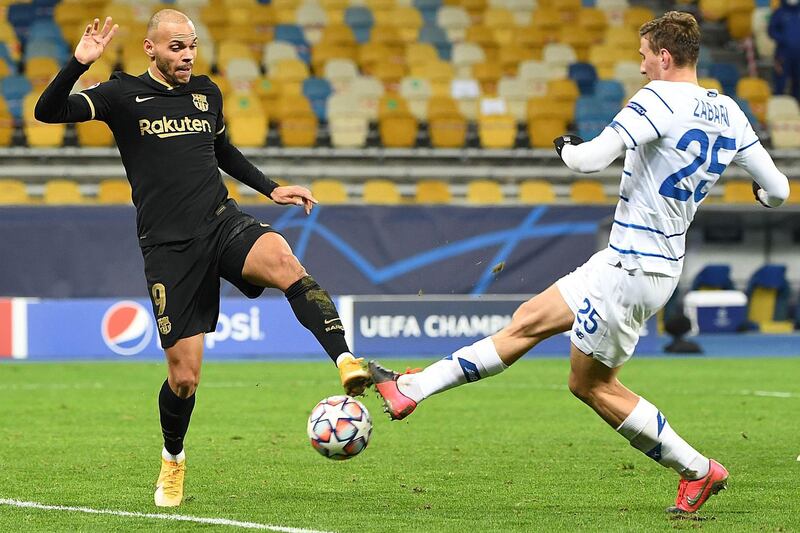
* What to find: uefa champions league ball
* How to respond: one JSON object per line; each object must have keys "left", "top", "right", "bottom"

{"left": 307, "top": 395, "right": 373, "bottom": 460}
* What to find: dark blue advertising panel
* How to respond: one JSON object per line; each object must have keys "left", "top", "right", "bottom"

{"left": 0, "top": 205, "right": 609, "bottom": 298}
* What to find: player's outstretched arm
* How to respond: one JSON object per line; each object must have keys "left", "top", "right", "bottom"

{"left": 269, "top": 185, "right": 318, "bottom": 215}
{"left": 735, "top": 143, "right": 790, "bottom": 208}
{"left": 34, "top": 17, "right": 118, "bottom": 124}
{"left": 554, "top": 128, "right": 626, "bottom": 173}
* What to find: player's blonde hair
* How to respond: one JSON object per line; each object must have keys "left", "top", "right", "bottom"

{"left": 639, "top": 11, "right": 700, "bottom": 68}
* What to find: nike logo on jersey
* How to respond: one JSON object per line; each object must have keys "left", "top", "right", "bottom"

{"left": 135, "top": 96, "right": 155, "bottom": 103}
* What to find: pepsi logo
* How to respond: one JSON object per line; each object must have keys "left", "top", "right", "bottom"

{"left": 101, "top": 301, "right": 154, "bottom": 356}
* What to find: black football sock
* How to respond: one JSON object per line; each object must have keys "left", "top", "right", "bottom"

{"left": 158, "top": 379, "right": 195, "bottom": 457}
{"left": 285, "top": 275, "right": 350, "bottom": 363}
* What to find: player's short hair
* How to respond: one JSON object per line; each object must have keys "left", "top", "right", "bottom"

{"left": 639, "top": 11, "right": 700, "bottom": 68}
{"left": 147, "top": 9, "right": 191, "bottom": 36}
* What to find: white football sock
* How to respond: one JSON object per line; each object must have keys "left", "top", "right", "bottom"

{"left": 162, "top": 447, "right": 186, "bottom": 463}
{"left": 398, "top": 337, "right": 508, "bottom": 402}
{"left": 617, "top": 397, "right": 710, "bottom": 479}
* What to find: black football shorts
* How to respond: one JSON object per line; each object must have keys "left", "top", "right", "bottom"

{"left": 142, "top": 198, "right": 278, "bottom": 349}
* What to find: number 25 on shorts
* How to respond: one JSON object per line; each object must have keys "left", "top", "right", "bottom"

{"left": 576, "top": 298, "right": 599, "bottom": 335}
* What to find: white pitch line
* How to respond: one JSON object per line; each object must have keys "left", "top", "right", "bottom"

{"left": 0, "top": 499, "right": 335, "bottom": 533}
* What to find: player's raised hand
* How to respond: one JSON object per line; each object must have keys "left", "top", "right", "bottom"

{"left": 269, "top": 185, "right": 318, "bottom": 215}
{"left": 75, "top": 17, "right": 118, "bottom": 66}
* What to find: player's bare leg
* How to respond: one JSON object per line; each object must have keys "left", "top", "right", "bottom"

{"left": 242, "top": 232, "right": 370, "bottom": 395}
{"left": 568, "top": 344, "right": 727, "bottom": 513}
{"left": 155, "top": 333, "right": 202, "bottom": 507}
{"left": 371, "top": 285, "right": 573, "bottom": 419}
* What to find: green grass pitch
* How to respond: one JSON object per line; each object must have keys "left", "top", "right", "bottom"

{"left": 0, "top": 357, "right": 798, "bottom": 532}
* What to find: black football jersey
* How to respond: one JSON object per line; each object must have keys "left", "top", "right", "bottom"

{"left": 81, "top": 70, "right": 230, "bottom": 246}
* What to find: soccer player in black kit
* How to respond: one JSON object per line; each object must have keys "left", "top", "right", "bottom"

{"left": 35, "top": 10, "right": 370, "bottom": 507}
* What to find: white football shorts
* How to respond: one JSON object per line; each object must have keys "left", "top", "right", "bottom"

{"left": 555, "top": 248, "right": 679, "bottom": 368}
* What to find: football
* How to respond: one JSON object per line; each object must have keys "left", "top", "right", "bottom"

{"left": 307, "top": 395, "right": 373, "bottom": 460}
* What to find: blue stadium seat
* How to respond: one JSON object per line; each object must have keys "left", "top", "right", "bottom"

{"left": 575, "top": 96, "right": 617, "bottom": 139}
{"left": 1, "top": 75, "right": 32, "bottom": 119}
{"left": 7, "top": 3, "right": 37, "bottom": 42}
{"left": 24, "top": 39, "right": 69, "bottom": 64}
{"left": 303, "top": 77, "right": 332, "bottom": 121}
{"left": 568, "top": 62, "right": 597, "bottom": 95}
{"left": 594, "top": 79, "right": 624, "bottom": 104}
{"left": 274, "top": 25, "right": 311, "bottom": 64}
{"left": 691, "top": 264, "right": 734, "bottom": 291}
{"left": 32, "top": 0, "right": 60, "bottom": 18}
{"left": 734, "top": 97, "right": 758, "bottom": 127}
{"left": 414, "top": 0, "right": 442, "bottom": 25}
{"left": 344, "top": 7, "right": 374, "bottom": 44}
{"left": 418, "top": 24, "right": 451, "bottom": 60}
{"left": 696, "top": 47, "right": 713, "bottom": 78}
{"left": 709, "top": 62, "right": 740, "bottom": 96}
{"left": 0, "top": 43, "right": 17, "bottom": 74}
{"left": 746, "top": 264, "right": 791, "bottom": 321}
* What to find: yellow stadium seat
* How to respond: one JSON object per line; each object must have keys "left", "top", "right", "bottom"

{"left": 76, "top": 121, "right": 114, "bottom": 147}
{"left": 498, "top": 44, "right": 536, "bottom": 77}
{"left": 737, "top": 77, "right": 772, "bottom": 123}
{"left": 25, "top": 57, "right": 60, "bottom": 90}
{"left": 281, "top": 114, "right": 318, "bottom": 147}
{"left": 512, "top": 26, "right": 546, "bottom": 61}
{"left": 467, "top": 180, "right": 504, "bottom": 204}
{"left": 547, "top": 79, "right": 580, "bottom": 104}
{"left": 484, "top": 8, "right": 515, "bottom": 44}
{"left": 577, "top": 7, "right": 608, "bottom": 42}
{"left": 530, "top": 7, "right": 562, "bottom": 41}
{"left": 373, "top": 62, "right": 407, "bottom": 90}
{"left": 405, "top": 43, "right": 439, "bottom": 68}
{"left": 472, "top": 62, "right": 503, "bottom": 95}
{"left": 224, "top": 91, "right": 266, "bottom": 118}
{"left": 698, "top": 77, "right": 724, "bottom": 94}
{"left": 528, "top": 117, "right": 567, "bottom": 148}
{"left": 728, "top": 11, "right": 752, "bottom": 40}
{"left": 379, "top": 110, "right": 418, "bottom": 148}
{"left": 394, "top": 7, "right": 424, "bottom": 43}
{"left": 478, "top": 114, "right": 517, "bottom": 149}
{"left": 558, "top": 27, "right": 592, "bottom": 62}
{"left": 311, "top": 43, "right": 358, "bottom": 76}
{"left": 312, "top": 179, "right": 348, "bottom": 203}
{"left": 466, "top": 25, "right": 499, "bottom": 63}
{"left": 224, "top": 179, "right": 244, "bottom": 204}
{"left": 0, "top": 180, "right": 30, "bottom": 204}
{"left": 229, "top": 115, "right": 269, "bottom": 147}
{"left": 722, "top": 181, "right": 755, "bottom": 204}
{"left": 415, "top": 180, "right": 452, "bottom": 204}
{"left": 26, "top": 123, "right": 66, "bottom": 148}
{"left": 43, "top": 180, "right": 84, "bottom": 204}
{"left": 699, "top": 0, "right": 728, "bottom": 22}
{"left": 97, "top": 179, "right": 131, "bottom": 204}
{"left": 787, "top": 179, "right": 800, "bottom": 204}
{"left": 362, "top": 179, "right": 402, "bottom": 204}
{"left": 570, "top": 180, "right": 609, "bottom": 204}
{"left": 519, "top": 180, "right": 556, "bottom": 204}
{"left": 622, "top": 6, "right": 654, "bottom": 31}
{"left": 0, "top": 111, "right": 13, "bottom": 147}
{"left": 769, "top": 118, "right": 800, "bottom": 149}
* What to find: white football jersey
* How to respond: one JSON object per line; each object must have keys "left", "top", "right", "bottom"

{"left": 607, "top": 79, "right": 759, "bottom": 276}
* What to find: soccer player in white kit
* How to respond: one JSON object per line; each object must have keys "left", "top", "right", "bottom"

{"left": 369, "top": 11, "right": 790, "bottom": 514}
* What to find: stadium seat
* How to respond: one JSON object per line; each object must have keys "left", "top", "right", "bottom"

{"left": 303, "top": 77, "right": 333, "bottom": 121}
{"left": 568, "top": 62, "right": 598, "bottom": 95}
{"left": 415, "top": 179, "right": 452, "bottom": 203}
{"left": 75, "top": 121, "right": 114, "bottom": 147}
{"left": 698, "top": 77, "right": 724, "bottom": 94}
{"left": 570, "top": 180, "right": 610, "bottom": 204}
{"left": 466, "top": 179, "right": 504, "bottom": 204}
{"left": 478, "top": 113, "right": 517, "bottom": 149}
{"left": 530, "top": 7, "right": 562, "bottom": 41}
{"left": 518, "top": 179, "right": 556, "bottom": 204}
{"left": 362, "top": 179, "right": 402, "bottom": 204}
{"left": 43, "top": 179, "right": 84, "bottom": 204}
{"left": 452, "top": 43, "right": 487, "bottom": 78}
{"left": 379, "top": 106, "right": 418, "bottom": 148}
{"left": 527, "top": 96, "right": 572, "bottom": 123}
{"left": 323, "top": 58, "right": 359, "bottom": 92}
{"left": 766, "top": 95, "right": 800, "bottom": 123}
{"left": 344, "top": 6, "right": 374, "bottom": 43}
{"left": 722, "top": 181, "right": 755, "bottom": 204}
{"left": 708, "top": 63, "right": 740, "bottom": 96}
{"left": 400, "top": 76, "right": 432, "bottom": 120}
{"left": 691, "top": 264, "right": 734, "bottom": 291}
{"left": 311, "top": 179, "right": 348, "bottom": 203}
{"left": 594, "top": 79, "right": 624, "bottom": 104}
{"left": 297, "top": 2, "right": 328, "bottom": 45}
{"left": 497, "top": 78, "right": 527, "bottom": 121}
{"left": 437, "top": 6, "right": 470, "bottom": 43}
{"left": 0, "top": 179, "right": 30, "bottom": 204}
{"left": 769, "top": 118, "right": 800, "bottom": 149}
{"left": 97, "top": 179, "right": 132, "bottom": 205}
{"left": 429, "top": 111, "right": 467, "bottom": 148}
{"left": 745, "top": 264, "right": 794, "bottom": 333}
{"left": 527, "top": 117, "right": 567, "bottom": 148}
{"left": 264, "top": 41, "right": 300, "bottom": 72}
{"left": 577, "top": 7, "right": 608, "bottom": 42}
{"left": 327, "top": 94, "right": 369, "bottom": 147}
{"left": 277, "top": 96, "right": 318, "bottom": 147}
{"left": 736, "top": 77, "right": 771, "bottom": 123}
{"left": 412, "top": 61, "right": 455, "bottom": 97}
{"left": 229, "top": 115, "right": 269, "bottom": 147}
